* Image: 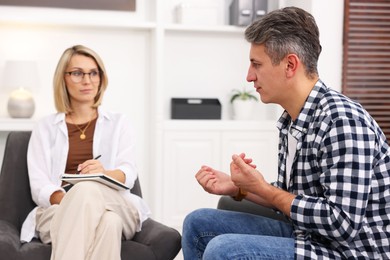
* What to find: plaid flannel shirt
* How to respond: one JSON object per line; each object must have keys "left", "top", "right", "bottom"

{"left": 275, "top": 80, "right": 390, "bottom": 259}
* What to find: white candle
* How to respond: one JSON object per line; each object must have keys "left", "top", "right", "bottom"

{"left": 9, "top": 87, "right": 33, "bottom": 100}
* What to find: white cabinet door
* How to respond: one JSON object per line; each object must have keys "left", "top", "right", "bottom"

{"left": 160, "top": 124, "right": 279, "bottom": 232}
{"left": 162, "top": 131, "right": 221, "bottom": 231}
{"left": 221, "top": 130, "right": 279, "bottom": 183}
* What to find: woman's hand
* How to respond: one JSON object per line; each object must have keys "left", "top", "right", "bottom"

{"left": 77, "top": 158, "right": 126, "bottom": 184}
{"left": 77, "top": 158, "right": 105, "bottom": 174}
{"left": 50, "top": 190, "right": 65, "bottom": 205}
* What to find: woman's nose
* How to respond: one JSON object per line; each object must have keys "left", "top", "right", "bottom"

{"left": 81, "top": 73, "right": 92, "bottom": 83}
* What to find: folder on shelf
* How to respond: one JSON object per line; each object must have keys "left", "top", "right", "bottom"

{"left": 61, "top": 173, "right": 129, "bottom": 191}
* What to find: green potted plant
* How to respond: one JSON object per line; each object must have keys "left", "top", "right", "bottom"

{"left": 230, "top": 87, "right": 258, "bottom": 120}
{"left": 230, "top": 88, "right": 258, "bottom": 103}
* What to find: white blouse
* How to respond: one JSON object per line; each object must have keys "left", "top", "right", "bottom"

{"left": 20, "top": 107, "right": 150, "bottom": 242}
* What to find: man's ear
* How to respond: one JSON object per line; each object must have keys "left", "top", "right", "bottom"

{"left": 285, "top": 54, "right": 299, "bottom": 78}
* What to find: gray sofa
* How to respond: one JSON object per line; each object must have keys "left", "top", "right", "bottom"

{"left": 0, "top": 131, "right": 181, "bottom": 260}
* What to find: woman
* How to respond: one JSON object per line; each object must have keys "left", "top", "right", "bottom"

{"left": 20, "top": 45, "right": 150, "bottom": 260}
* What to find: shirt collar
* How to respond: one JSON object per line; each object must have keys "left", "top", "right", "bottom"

{"left": 52, "top": 106, "right": 111, "bottom": 125}
{"left": 294, "top": 79, "right": 328, "bottom": 133}
{"left": 277, "top": 79, "right": 328, "bottom": 137}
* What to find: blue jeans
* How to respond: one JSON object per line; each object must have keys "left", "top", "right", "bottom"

{"left": 182, "top": 208, "right": 295, "bottom": 260}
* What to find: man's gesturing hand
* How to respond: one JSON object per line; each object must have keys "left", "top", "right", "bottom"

{"left": 230, "top": 153, "right": 265, "bottom": 195}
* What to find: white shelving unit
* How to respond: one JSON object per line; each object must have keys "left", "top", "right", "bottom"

{"left": 147, "top": 2, "right": 344, "bottom": 248}
{"left": 0, "top": 118, "right": 35, "bottom": 131}
{"left": 147, "top": 2, "right": 284, "bottom": 231}
{"left": 0, "top": 5, "right": 344, "bottom": 260}
{"left": 159, "top": 119, "right": 279, "bottom": 228}
{"left": 0, "top": 0, "right": 257, "bottom": 208}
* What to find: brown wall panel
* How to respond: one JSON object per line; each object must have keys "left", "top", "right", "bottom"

{"left": 0, "top": 0, "right": 135, "bottom": 11}
{"left": 342, "top": 0, "right": 390, "bottom": 140}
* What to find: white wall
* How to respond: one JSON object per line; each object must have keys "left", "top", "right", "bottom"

{"left": 0, "top": 0, "right": 344, "bottom": 218}
{"left": 0, "top": 4, "right": 153, "bottom": 201}
{"left": 281, "top": 0, "right": 344, "bottom": 91}
{"left": 162, "top": 0, "right": 346, "bottom": 122}
{"left": 312, "top": 0, "right": 344, "bottom": 91}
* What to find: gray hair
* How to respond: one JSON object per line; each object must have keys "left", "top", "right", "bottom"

{"left": 245, "top": 7, "right": 321, "bottom": 79}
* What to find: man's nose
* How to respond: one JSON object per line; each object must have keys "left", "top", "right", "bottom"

{"left": 246, "top": 69, "right": 255, "bottom": 82}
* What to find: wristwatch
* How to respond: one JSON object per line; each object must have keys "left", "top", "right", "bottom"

{"left": 232, "top": 187, "right": 248, "bottom": 201}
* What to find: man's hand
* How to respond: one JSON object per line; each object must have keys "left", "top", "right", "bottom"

{"left": 195, "top": 166, "right": 238, "bottom": 196}
{"left": 230, "top": 153, "right": 265, "bottom": 194}
{"left": 231, "top": 153, "right": 295, "bottom": 216}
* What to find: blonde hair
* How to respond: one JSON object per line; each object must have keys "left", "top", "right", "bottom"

{"left": 53, "top": 45, "right": 108, "bottom": 113}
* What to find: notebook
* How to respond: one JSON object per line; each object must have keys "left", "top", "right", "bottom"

{"left": 61, "top": 173, "right": 129, "bottom": 191}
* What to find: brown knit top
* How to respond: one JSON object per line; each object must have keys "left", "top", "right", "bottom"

{"left": 65, "top": 117, "right": 98, "bottom": 174}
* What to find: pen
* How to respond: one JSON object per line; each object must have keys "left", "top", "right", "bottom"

{"left": 77, "top": 155, "right": 102, "bottom": 174}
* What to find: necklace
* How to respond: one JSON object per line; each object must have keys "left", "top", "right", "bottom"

{"left": 69, "top": 115, "right": 93, "bottom": 140}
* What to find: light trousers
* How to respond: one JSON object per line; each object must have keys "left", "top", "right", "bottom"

{"left": 36, "top": 181, "right": 140, "bottom": 260}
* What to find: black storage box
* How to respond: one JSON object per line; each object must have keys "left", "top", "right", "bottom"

{"left": 171, "top": 98, "right": 221, "bottom": 120}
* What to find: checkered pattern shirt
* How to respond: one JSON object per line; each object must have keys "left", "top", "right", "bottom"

{"left": 275, "top": 80, "right": 390, "bottom": 259}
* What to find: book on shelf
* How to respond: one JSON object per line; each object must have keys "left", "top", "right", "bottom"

{"left": 61, "top": 173, "right": 129, "bottom": 191}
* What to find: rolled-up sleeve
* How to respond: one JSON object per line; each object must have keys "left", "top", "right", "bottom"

{"left": 27, "top": 119, "right": 64, "bottom": 208}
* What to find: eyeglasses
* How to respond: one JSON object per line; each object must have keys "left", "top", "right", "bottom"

{"left": 65, "top": 70, "right": 101, "bottom": 83}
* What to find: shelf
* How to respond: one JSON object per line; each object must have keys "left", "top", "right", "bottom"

{"left": 0, "top": 7, "right": 245, "bottom": 34}
{"left": 0, "top": 118, "right": 35, "bottom": 131}
{"left": 0, "top": 6, "right": 156, "bottom": 30}
{"left": 163, "top": 120, "right": 277, "bottom": 131}
{"left": 164, "top": 24, "right": 246, "bottom": 34}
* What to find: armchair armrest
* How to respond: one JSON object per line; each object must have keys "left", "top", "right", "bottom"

{"left": 0, "top": 220, "right": 22, "bottom": 259}
{"left": 132, "top": 218, "right": 181, "bottom": 260}
{"left": 217, "top": 196, "right": 289, "bottom": 223}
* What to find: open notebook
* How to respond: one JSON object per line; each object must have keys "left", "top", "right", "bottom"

{"left": 61, "top": 173, "right": 129, "bottom": 191}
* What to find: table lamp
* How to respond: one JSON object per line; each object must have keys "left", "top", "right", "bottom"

{"left": 2, "top": 60, "right": 39, "bottom": 118}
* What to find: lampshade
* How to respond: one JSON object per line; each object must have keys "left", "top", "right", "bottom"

{"left": 2, "top": 60, "right": 39, "bottom": 92}
{"left": 2, "top": 60, "right": 39, "bottom": 118}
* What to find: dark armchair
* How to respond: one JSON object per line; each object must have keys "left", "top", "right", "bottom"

{"left": 0, "top": 131, "right": 181, "bottom": 260}
{"left": 217, "top": 195, "right": 289, "bottom": 223}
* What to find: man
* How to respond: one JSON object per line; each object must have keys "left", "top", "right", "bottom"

{"left": 182, "top": 7, "right": 390, "bottom": 259}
